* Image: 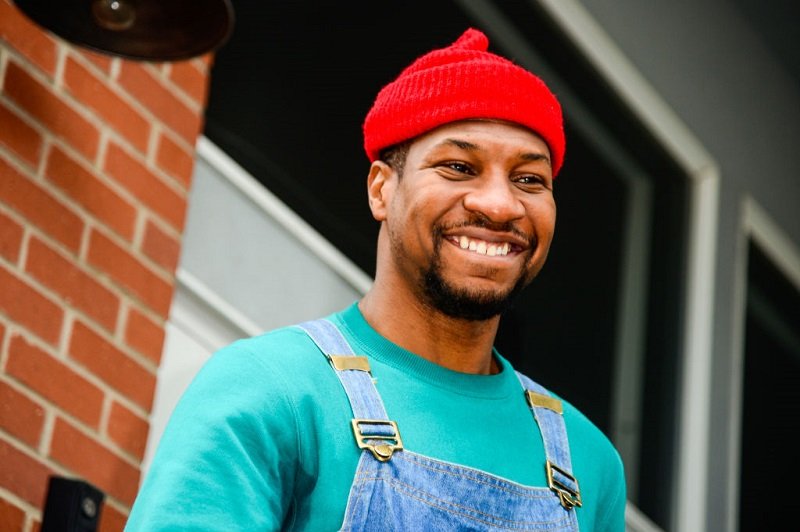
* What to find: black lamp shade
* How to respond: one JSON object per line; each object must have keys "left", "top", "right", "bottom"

{"left": 13, "top": 0, "right": 235, "bottom": 61}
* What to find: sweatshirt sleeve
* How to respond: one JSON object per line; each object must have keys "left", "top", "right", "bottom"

{"left": 126, "top": 343, "right": 301, "bottom": 531}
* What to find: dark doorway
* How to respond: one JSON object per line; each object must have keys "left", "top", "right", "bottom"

{"left": 739, "top": 242, "right": 800, "bottom": 531}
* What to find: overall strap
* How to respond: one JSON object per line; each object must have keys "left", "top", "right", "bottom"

{"left": 516, "top": 371, "right": 582, "bottom": 511}
{"left": 298, "top": 319, "right": 403, "bottom": 461}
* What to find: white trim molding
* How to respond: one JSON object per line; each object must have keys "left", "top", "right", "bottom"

{"left": 173, "top": 268, "right": 263, "bottom": 341}
{"left": 726, "top": 197, "right": 800, "bottom": 528}
{"left": 195, "top": 136, "right": 373, "bottom": 296}
{"left": 742, "top": 198, "right": 800, "bottom": 288}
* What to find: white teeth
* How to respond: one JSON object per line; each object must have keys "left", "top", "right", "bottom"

{"left": 453, "top": 236, "right": 513, "bottom": 257}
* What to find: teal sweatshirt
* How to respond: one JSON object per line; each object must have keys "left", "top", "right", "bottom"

{"left": 126, "top": 303, "right": 626, "bottom": 531}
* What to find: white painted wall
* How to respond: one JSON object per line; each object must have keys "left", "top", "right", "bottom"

{"left": 141, "top": 139, "right": 370, "bottom": 478}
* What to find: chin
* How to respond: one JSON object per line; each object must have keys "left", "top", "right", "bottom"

{"left": 422, "top": 271, "right": 527, "bottom": 322}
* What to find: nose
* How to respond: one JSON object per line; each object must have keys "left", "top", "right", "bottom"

{"left": 462, "top": 174, "right": 526, "bottom": 223}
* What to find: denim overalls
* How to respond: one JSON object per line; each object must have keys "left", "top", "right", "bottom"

{"left": 300, "top": 319, "right": 581, "bottom": 531}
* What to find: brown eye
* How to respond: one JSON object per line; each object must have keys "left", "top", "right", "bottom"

{"left": 515, "top": 175, "right": 540, "bottom": 185}
{"left": 514, "top": 174, "right": 550, "bottom": 191}
{"left": 446, "top": 162, "right": 473, "bottom": 174}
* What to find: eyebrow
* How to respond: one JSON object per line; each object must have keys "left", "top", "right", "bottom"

{"left": 438, "top": 138, "right": 552, "bottom": 167}
{"left": 440, "top": 138, "right": 479, "bottom": 151}
{"left": 520, "top": 152, "right": 552, "bottom": 167}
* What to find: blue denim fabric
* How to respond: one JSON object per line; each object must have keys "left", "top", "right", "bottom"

{"left": 299, "top": 319, "right": 580, "bottom": 531}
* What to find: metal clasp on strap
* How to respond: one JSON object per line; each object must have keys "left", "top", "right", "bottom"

{"left": 525, "top": 390, "right": 563, "bottom": 414}
{"left": 328, "top": 355, "right": 371, "bottom": 372}
{"left": 546, "top": 461, "right": 582, "bottom": 510}
{"left": 351, "top": 419, "right": 403, "bottom": 462}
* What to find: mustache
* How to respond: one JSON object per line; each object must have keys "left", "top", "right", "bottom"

{"left": 435, "top": 214, "right": 535, "bottom": 247}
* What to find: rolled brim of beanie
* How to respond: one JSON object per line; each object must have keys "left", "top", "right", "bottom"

{"left": 363, "top": 63, "right": 564, "bottom": 175}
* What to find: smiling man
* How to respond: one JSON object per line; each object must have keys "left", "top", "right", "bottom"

{"left": 127, "top": 28, "right": 626, "bottom": 531}
{"left": 362, "top": 121, "right": 557, "bottom": 375}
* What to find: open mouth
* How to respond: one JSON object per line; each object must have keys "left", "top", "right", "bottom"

{"left": 447, "top": 235, "right": 524, "bottom": 257}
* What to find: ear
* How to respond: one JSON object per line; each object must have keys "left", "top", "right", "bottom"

{"left": 367, "top": 160, "right": 395, "bottom": 222}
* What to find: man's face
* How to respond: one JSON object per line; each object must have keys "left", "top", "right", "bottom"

{"left": 373, "top": 120, "right": 557, "bottom": 320}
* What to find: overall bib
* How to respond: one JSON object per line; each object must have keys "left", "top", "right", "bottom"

{"left": 299, "top": 319, "right": 581, "bottom": 531}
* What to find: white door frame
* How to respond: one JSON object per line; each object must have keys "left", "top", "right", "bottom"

{"left": 726, "top": 197, "right": 800, "bottom": 528}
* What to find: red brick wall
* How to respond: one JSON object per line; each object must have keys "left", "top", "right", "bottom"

{"left": 0, "top": 1, "right": 212, "bottom": 529}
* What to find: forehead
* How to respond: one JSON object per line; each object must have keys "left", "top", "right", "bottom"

{"left": 409, "top": 119, "right": 551, "bottom": 159}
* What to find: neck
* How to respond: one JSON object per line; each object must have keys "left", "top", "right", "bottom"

{"left": 358, "top": 286, "right": 501, "bottom": 375}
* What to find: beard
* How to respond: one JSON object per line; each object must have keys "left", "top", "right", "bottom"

{"left": 420, "top": 251, "right": 532, "bottom": 321}
{"left": 399, "top": 217, "right": 539, "bottom": 321}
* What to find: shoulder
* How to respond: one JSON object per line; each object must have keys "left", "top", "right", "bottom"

{"left": 559, "top": 398, "right": 626, "bottom": 531}
{"left": 171, "top": 323, "right": 339, "bottom": 423}
{"left": 512, "top": 367, "right": 626, "bottom": 529}
{"left": 220, "top": 323, "right": 322, "bottom": 365}
{"left": 201, "top": 325, "right": 327, "bottom": 383}
{"left": 511, "top": 367, "right": 623, "bottom": 482}
{"left": 560, "top": 399, "right": 622, "bottom": 470}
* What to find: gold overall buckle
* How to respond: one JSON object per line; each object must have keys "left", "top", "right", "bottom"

{"left": 546, "top": 461, "right": 582, "bottom": 510}
{"left": 351, "top": 419, "right": 403, "bottom": 462}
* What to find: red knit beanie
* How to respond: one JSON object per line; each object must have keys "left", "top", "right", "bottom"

{"left": 363, "top": 28, "right": 566, "bottom": 176}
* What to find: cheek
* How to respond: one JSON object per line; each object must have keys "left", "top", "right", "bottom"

{"left": 397, "top": 193, "right": 442, "bottom": 231}
{"left": 543, "top": 207, "right": 557, "bottom": 240}
{"left": 524, "top": 201, "right": 556, "bottom": 267}
{"left": 529, "top": 198, "right": 557, "bottom": 235}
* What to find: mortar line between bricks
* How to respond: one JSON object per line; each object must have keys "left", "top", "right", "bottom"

{"left": 6, "top": 324, "right": 156, "bottom": 420}
{"left": 0, "top": 485, "right": 42, "bottom": 523}
{"left": 38, "top": 406, "right": 56, "bottom": 456}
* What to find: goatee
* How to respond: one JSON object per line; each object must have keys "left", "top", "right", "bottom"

{"left": 390, "top": 214, "right": 539, "bottom": 321}
{"left": 421, "top": 218, "right": 536, "bottom": 320}
{"left": 421, "top": 259, "right": 530, "bottom": 321}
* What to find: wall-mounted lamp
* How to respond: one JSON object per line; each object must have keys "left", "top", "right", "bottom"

{"left": 13, "top": 0, "right": 235, "bottom": 61}
{"left": 41, "top": 476, "right": 105, "bottom": 532}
